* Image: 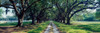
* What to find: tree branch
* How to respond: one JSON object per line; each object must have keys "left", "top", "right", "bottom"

{"left": 25, "top": 0, "right": 41, "bottom": 11}
{"left": 70, "top": 7, "right": 98, "bottom": 18}
{"left": 37, "top": 7, "right": 52, "bottom": 17}
{"left": 68, "top": 0, "right": 97, "bottom": 17}
{"left": 71, "top": 0, "right": 77, "bottom": 6}
{"left": 9, "top": 0, "right": 19, "bottom": 16}
{"left": 70, "top": 1, "right": 91, "bottom": 12}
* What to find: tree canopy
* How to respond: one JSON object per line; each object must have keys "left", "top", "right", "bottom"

{"left": 0, "top": 0, "right": 99, "bottom": 27}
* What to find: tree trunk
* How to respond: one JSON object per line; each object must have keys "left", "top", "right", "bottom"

{"left": 37, "top": 17, "right": 40, "bottom": 24}
{"left": 16, "top": 16, "right": 24, "bottom": 27}
{"left": 39, "top": 20, "right": 42, "bottom": 23}
{"left": 31, "top": 18, "right": 35, "bottom": 25}
{"left": 66, "top": 17, "right": 71, "bottom": 25}
{"left": 63, "top": 17, "right": 65, "bottom": 23}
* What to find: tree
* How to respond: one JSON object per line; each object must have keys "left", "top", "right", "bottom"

{"left": 0, "top": 9, "right": 3, "bottom": 16}
{"left": 24, "top": 0, "right": 53, "bottom": 24}
{"left": 0, "top": 0, "right": 41, "bottom": 27}
{"left": 96, "top": 9, "right": 100, "bottom": 20}
{"left": 53, "top": 0, "right": 99, "bottom": 24}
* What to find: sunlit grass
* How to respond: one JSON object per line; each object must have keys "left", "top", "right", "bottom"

{"left": 72, "top": 21, "right": 100, "bottom": 25}
{"left": 72, "top": 21, "right": 100, "bottom": 32}
{"left": 54, "top": 21, "right": 92, "bottom": 33}
{"left": 28, "top": 21, "right": 50, "bottom": 33}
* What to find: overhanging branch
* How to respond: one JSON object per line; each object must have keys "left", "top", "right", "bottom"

{"left": 9, "top": 0, "right": 19, "bottom": 16}
{"left": 70, "top": 7, "right": 98, "bottom": 18}
{"left": 25, "top": 0, "right": 41, "bottom": 11}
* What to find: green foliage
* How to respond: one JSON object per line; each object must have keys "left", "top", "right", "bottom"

{"left": 28, "top": 21, "right": 50, "bottom": 33}
{"left": 72, "top": 11, "right": 96, "bottom": 21}
{"left": 53, "top": 21, "right": 92, "bottom": 33}
{"left": 96, "top": 9, "right": 100, "bottom": 20}
{"left": 0, "top": 9, "right": 3, "bottom": 16}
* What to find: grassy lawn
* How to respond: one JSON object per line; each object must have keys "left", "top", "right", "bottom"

{"left": 0, "top": 21, "right": 50, "bottom": 33}
{"left": 0, "top": 22, "right": 31, "bottom": 26}
{"left": 54, "top": 21, "right": 100, "bottom": 33}
{"left": 73, "top": 21, "right": 100, "bottom": 32}
{"left": 27, "top": 21, "right": 50, "bottom": 33}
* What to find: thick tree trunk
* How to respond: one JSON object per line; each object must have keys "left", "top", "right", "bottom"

{"left": 63, "top": 17, "right": 65, "bottom": 23}
{"left": 31, "top": 18, "right": 35, "bottom": 25}
{"left": 37, "top": 20, "right": 39, "bottom": 24}
{"left": 66, "top": 17, "right": 71, "bottom": 25}
{"left": 39, "top": 20, "right": 42, "bottom": 23}
{"left": 16, "top": 16, "right": 24, "bottom": 27}
{"left": 37, "top": 17, "right": 40, "bottom": 24}
{"left": 16, "top": 13, "right": 25, "bottom": 27}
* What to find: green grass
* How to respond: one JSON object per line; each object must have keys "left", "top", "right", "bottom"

{"left": 53, "top": 21, "right": 92, "bottom": 33}
{"left": 28, "top": 21, "right": 50, "bottom": 33}
{"left": 72, "top": 21, "right": 100, "bottom": 25}
{"left": 72, "top": 21, "right": 100, "bottom": 32}
{"left": 0, "top": 22, "right": 31, "bottom": 26}
{"left": 0, "top": 21, "right": 50, "bottom": 33}
{"left": 77, "top": 24, "right": 100, "bottom": 32}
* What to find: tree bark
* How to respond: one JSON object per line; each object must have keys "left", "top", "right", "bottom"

{"left": 66, "top": 17, "right": 71, "bottom": 25}
{"left": 16, "top": 15, "right": 24, "bottom": 27}
{"left": 63, "top": 17, "right": 65, "bottom": 23}
{"left": 31, "top": 18, "right": 35, "bottom": 25}
{"left": 39, "top": 20, "right": 42, "bottom": 23}
{"left": 37, "top": 17, "right": 40, "bottom": 24}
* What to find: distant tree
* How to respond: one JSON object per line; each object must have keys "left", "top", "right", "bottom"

{"left": 96, "top": 9, "right": 100, "bottom": 20}
{"left": 0, "top": 9, "right": 3, "bottom": 16}
{"left": 24, "top": 0, "right": 53, "bottom": 24}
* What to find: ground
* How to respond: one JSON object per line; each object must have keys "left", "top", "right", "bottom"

{"left": 54, "top": 21, "right": 100, "bottom": 33}
{"left": 0, "top": 21, "right": 100, "bottom": 33}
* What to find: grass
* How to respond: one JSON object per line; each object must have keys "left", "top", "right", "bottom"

{"left": 0, "top": 22, "right": 31, "bottom": 26}
{"left": 0, "top": 21, "right": 50, "bottom": 33}
{"left": 72, "top": 21, "right": 100, "bottom": 25}
{"left": 53, "top": 21, "right": 92, "bottom": 33}
{"left": 77, "top": 24, "right": 100, "bottom": 32}
{"left": 72, "top": 21, "right": 100, "bottom": 32}
{"left": 27, "top": 21, "right": 50, "bottom": 33}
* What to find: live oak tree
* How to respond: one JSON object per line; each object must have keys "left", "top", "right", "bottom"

{"left": 24, "top": 0, "right": 53, "bottom": 24}
{"left": 0, "top": 0, "right": 99, "bottom": 26}
{"left": 36, "top": 1, "right": 53, "bottom": 23}
{"left": 0, "top": 9, "right": 3, "bottom": 16}
{"left": 95, "top": 0, "right": 100, "bottom": 20}
{"left": 96, "top": 9, "right": 100, "bottom": 20}
{"left": 0, "top": 0, "right": 41, "bottom": 27}
{"left": 53, "top": 0, "right": 99, "bottom": 24}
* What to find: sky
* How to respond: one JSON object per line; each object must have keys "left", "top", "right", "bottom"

{"left": 0, "top": 7, "right": 14, "bottom": 18}
{"left": 86, "top": 9, "right": 96, "bottom": 13}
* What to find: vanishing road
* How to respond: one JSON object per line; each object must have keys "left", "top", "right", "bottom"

{"left": 44, "top": 21, "right": 59, "bottom": 33}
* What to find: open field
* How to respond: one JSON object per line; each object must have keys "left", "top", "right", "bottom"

{"left": 72, "top": 21, "right": 100, "bottom": 25}
{"left": 0, "top": 22, "right": 31, "bottom": 26}
{"left": 54, "top": 21, "right": 100, "bottom": 33}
